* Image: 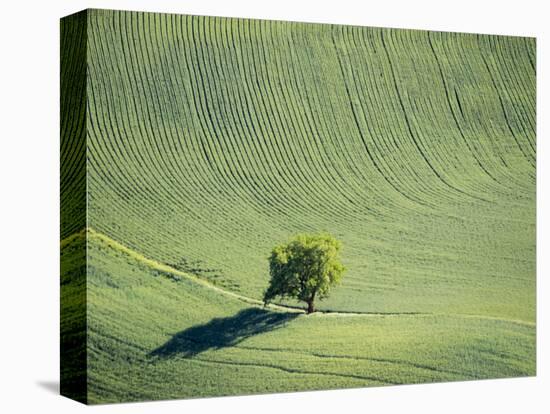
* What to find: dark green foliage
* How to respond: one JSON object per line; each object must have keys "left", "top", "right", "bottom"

{"left": 264, "top": 233, "right": 345, "bottom": 313}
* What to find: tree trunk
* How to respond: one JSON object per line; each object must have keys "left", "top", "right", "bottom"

{"left": 307, "top": 300, "right": 315, "bottom": 314}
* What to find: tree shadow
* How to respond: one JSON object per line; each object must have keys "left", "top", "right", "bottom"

{"left": 149, "top": 308, "right": 299, "bottom": 359}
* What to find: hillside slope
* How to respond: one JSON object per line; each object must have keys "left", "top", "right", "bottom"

{"left": 63, "top": 231, "right": 534, "bottom": 403}
{"left": 60, "top": 9, "right": 536, "bottom": 404}
{"left": 78, "top": 10, "right": 536, "bottom": 318}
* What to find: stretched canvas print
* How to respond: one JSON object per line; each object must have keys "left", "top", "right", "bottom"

{"left": 60, "top": 8, "right": 536, "bottom": 404}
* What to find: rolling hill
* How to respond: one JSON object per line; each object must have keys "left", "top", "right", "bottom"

{"left": 60, "top": 9, "right": 536, "bottom": 404}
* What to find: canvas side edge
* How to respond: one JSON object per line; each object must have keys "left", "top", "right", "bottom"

{"left": 60, "top": 9, "right": 88, "bottom": 405}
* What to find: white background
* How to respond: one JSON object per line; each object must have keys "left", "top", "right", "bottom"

{"left": 0, "top": 0, "right": 547, "bottom": 412}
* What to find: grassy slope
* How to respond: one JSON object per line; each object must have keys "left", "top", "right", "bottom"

{"left": 74, "top": 231, "right": 533, "bottom": 403}
{"left": 84, "top": 10, "right": 535, "bottom": 320}
{"left": 59, "top": 9, "right": 536, "bottom": 403}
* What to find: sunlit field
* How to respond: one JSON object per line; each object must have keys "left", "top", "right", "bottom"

{"left": 61, "top": 9, "right": 536, "bottom": 404}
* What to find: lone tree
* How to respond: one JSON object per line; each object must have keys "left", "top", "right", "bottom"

{"left": 263, "top": 233, "right": 345, "bottom": 314}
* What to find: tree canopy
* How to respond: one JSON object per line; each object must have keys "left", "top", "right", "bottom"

{"left": 263, "top": 233, "right": 345, "bottom": 313}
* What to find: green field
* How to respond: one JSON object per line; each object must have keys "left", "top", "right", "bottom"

{"left": 60, "top": 9, "right": 536, "bottom": 404}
